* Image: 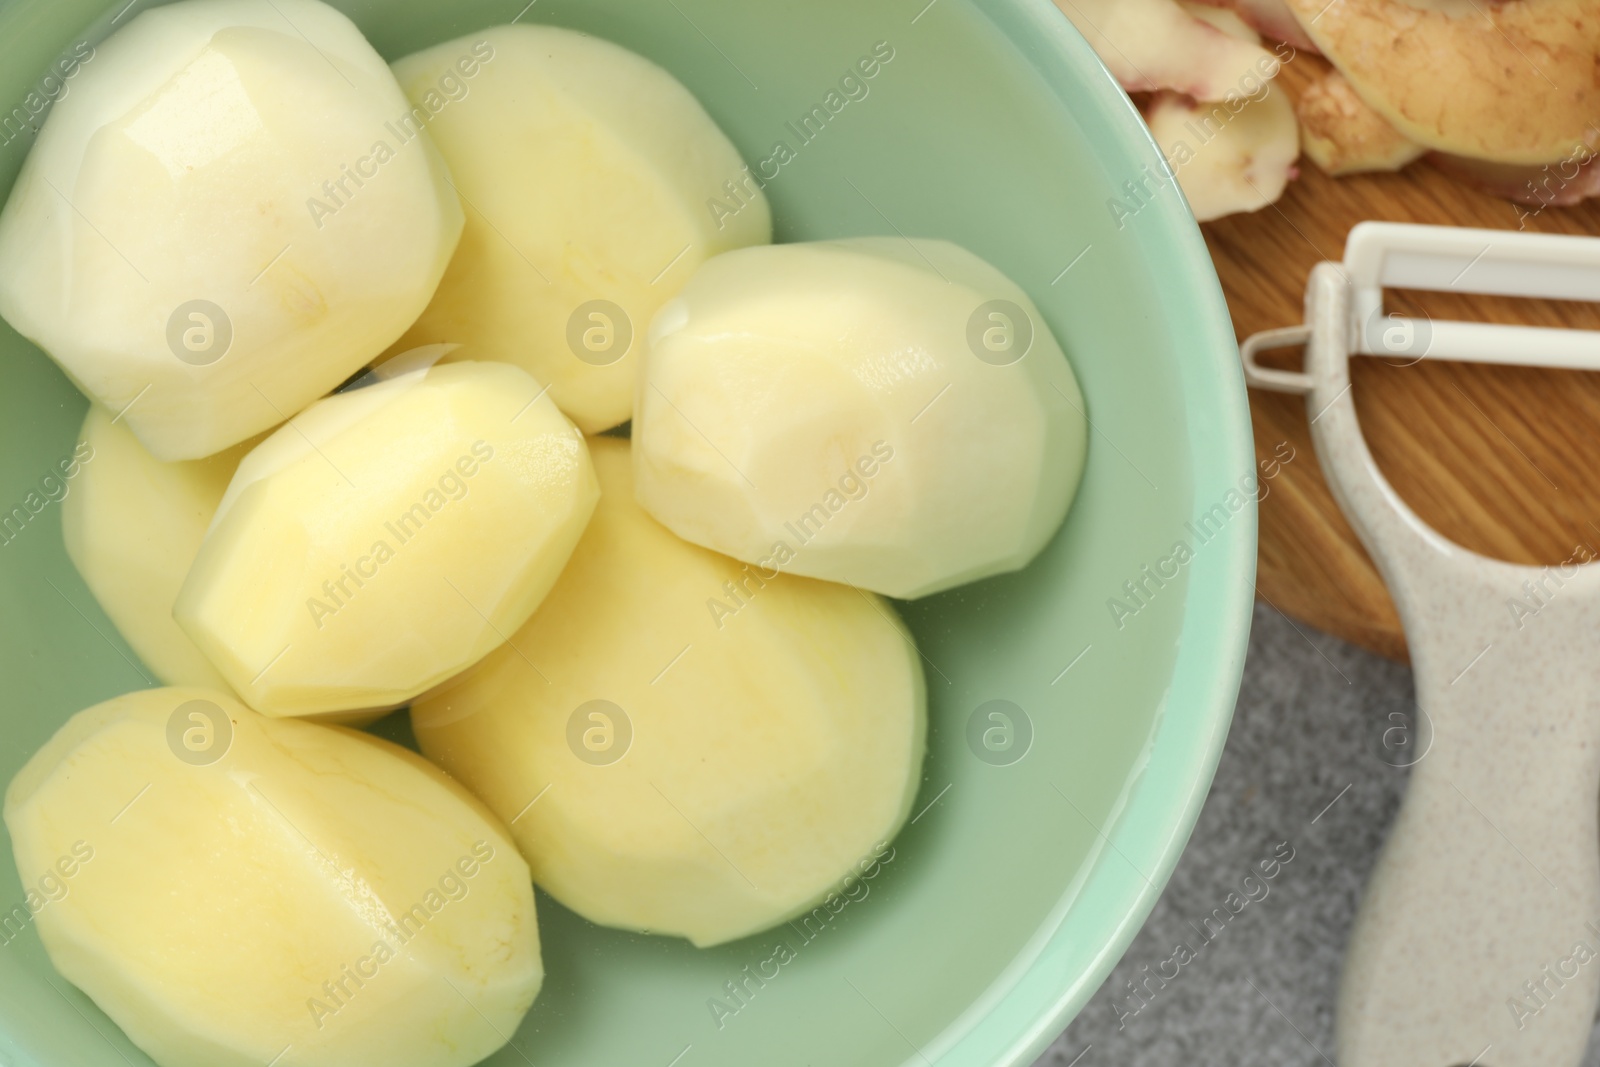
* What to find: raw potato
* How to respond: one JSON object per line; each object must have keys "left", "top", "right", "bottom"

{"left": 1053, "top": 0, "right": 1283, "bottom": 101}
{"left": 1282, "top": 0, "right": 1600, "bottom": 165}
{"left": 1145, "top": 87, "right": 1300, "bottom": 221}
{"left": 1188, "top": 0, "right": 1317, "bottom": 51}
{"left": 1135, "top": 3, "right": 1298, "bottom": 222}
{"left": 175, "top": 361, "right": 598, "bottom": 718}
{"left": 62, "top": 406, "right": 252, "bottom": 693}
{"left": 388, "top": 24, "right": 772, "bottom": 434}
{"left": 4, "top": 687, "right": 540, "bottom": 1067}
{"left": 0, "top": 0, "right": 463, "bottom": 460}
{"left": 1180, "top": 1, "right": 1260, "bottom": 40}
{"left": 633, "top": 238, "right": 1087, "bottom": 600}
{"left": 1297, "top": 69, "right": 1423, "bottom": 176}
{"left": 412, "top": 439, "right": 926, "bottom": 948}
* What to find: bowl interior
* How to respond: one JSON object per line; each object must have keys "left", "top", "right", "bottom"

{"left": 0, "top": 1, "right": 1252, "bottom": 1065}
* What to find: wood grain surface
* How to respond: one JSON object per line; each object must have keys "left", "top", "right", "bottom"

{"left": 1202, "top": 54, "right": 1600, "bottom": 661}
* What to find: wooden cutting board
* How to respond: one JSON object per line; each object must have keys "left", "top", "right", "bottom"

{"left": 1202, "top": 55, "right": 1600, "bottom": 662}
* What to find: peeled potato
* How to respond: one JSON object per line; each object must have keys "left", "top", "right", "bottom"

{"left": 4, "top": 687, "right": 540, "bottom": 1067}
{"left": 0, "top": 0, "right": 463, "bottom": 460}
{"left": 62, "top": 406, "right": 254, "bottom": 693}
{"left": 412, "top": 438, "right": 925, "bottom": 947}
{"left": 175, "top": 361, "right": 598, "bottom": 718}
{"left": 388, "top": 24, "right": 772, "bottom": 434}
{"left": 634, "top": 238, "right": 1088, "bottom": 599}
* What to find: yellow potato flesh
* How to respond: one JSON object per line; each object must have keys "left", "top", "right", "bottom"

{"left": 0, "top": 0, "right": 463, "bottom": 460}
{"left": 61, "top": 406, "right": 250, "bottom": 693}
{"left": 412, "top": 438, "right": 925, "bottom": 947}
{"left": 634, "top": 238, "right": 1087, "bottom": 599}
{"left": 175, "top": 361, "right": 598, "bottom": 718}
{"left": 388, "top": 24, "right": 772, "bottom": 434}
{"left": 3, "top": 687, "right": 541, "bottom": 1067}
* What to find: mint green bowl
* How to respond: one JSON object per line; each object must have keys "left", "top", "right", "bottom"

{"left": 0, "top": 1, "right": 1253, "bottom": 1064}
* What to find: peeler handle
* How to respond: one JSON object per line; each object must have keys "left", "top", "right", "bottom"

{"left": 1335, "top": 559, "right": 1600, "bottom": 1067}
{"left": 1289, "top": 258, "right": 1600, "bottom": 1067}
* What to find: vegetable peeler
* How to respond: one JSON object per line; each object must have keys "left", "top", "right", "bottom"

{"left": 1240, "top": 221, "right": 1600, "bottom": 1067}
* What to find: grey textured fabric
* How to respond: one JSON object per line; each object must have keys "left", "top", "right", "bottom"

{"left": 1032, "top": 601, "right": 1600, "bottom": 1066}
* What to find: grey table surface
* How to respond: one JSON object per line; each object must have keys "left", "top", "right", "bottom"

{"left": 1032, "top": 601, "right": 1600, "bottom": 1067}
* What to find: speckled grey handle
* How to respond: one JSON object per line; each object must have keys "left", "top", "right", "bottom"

{"left": 1303, "top": 262, "right": 1600, "bottom": 1067}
